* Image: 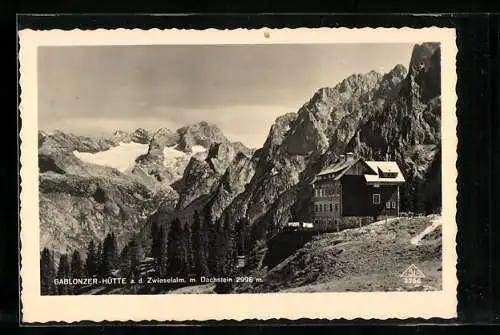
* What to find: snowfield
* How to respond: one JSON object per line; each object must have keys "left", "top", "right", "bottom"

{"left": 191, "top": 145, "right": 207, "bottom": 154}
{"left": 73, "top": 142, "right": 149, "bottom": 173}
{"left": 162, "top": 145, "right": 207, "bottom": 168}
{"left": 162, "top": 145, "right": 188, "bottom": 167}
{"left": 73, "top": 142, "right": 208, "bottom": 173}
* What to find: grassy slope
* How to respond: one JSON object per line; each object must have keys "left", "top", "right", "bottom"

{"left": 235, "top": 215, "right": 442, "bottom": 293}
{"left": 78, "top": 215, "right": 442, "bottom": 295}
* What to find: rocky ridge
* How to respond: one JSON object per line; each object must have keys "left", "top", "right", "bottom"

{"left": 38, "top": 122, "right": 251, "bottom": 256}
{"left": 217, "top": 60, "right": 412, "bottom": 243}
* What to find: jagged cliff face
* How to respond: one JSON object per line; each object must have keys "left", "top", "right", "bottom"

{"left": 217, "top": 63, "right": 409, "bottom": 241}
{"left": 39, "top": 130, "right": 117, "bottom": 154}
{"left": 38, "top": 131, "right": 161, "bottom": 256}
{"left": 174, "top": 141, "right": 238, "bottom": 209}
{"left": 346, "top": 42, "right": 441, "bottom": 212}
{"left": 131, "top": 122, "right": 249, "bottom": 189}
{"left": 132, "top": 127, "right": 193, "bottom": 187}
{"left": 39, "top": 171, "right": 159, "bottom": 256}
{"left": 138, "top": 148, "right": 260, "bottom": 251}
{"left": 177, "top": 121, "right": 229, "bottom": 152}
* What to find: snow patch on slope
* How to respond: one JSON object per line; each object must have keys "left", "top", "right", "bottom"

{"left": 410, "top": 216, "right": 442, "bottom": 246}
{"left": 163, "top": 145, "right": 188, "bottom": 168}
{"left": 162, "top": 144, "right": 207, "bottom": 171}
{"left": 191, "top": 145, "right": 207, "bottom": 154}
{"left": 73, "top": 142, "right": 148, "bottom": 173}
{"left": 73, "top": 142, "right": 208, "bottom": 175}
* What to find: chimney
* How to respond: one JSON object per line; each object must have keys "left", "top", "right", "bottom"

{"left": 346, "top": 152, "right": 354, "bottom": 161}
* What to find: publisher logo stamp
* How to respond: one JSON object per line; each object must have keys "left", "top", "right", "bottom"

{"left": 400, "top": 264, "right": 426, "bottom": 285}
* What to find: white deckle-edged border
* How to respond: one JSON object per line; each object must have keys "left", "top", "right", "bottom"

{"left": 19, "top": 27, "right": 458, "bottom": 323}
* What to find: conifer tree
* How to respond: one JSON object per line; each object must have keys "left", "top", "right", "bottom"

{"left": 151, "top": 222, "right": 161, "bottom": 263}
{"left": 183, "top": 222, "right": 194, "bottom": 275}
{"left": 234, "top": 217, "right": 249, "bottom": 255}
{"left": 40, "top": 248, "right": 56, "bottom": 295}
{"left": 111, "top": 232, "right": 119, "bottom": 267}
{"left": 70, "top": 250, "right": 83, "bottom": 294}
{"left": 158, "top": 225, "right": 168, "bottom": 276}
{"left": 200, "top": 209, "right": 211, "bottom": 275}
{"left": 216, "top": 221, "right": 228, "bottom": 276}
{"left": 167, "top": 218, "right": 188, "bottom": 277}
{"left": 85, "top": 240, "right": 97, "bottom": 277}
{"left": 191, "top": 210, "right": 205, "bottom": 276}
{"left": 207, "top": 220, "right": 218, "bottom": 275}
{"left": 128, "top": 236, "right": 140, "bottom": 277}
{"left": 56, "top": 254, "right": 71, "bottom": 295}
{"left": 121, "top": 243, "right": 130, "bottom": 273}
{"left": 222, "top": 213, "right": 235, "bottom": 275}
{"left": 214, "top": 214, "right": 235, "bottom": 294}
{"left": 96, "top": 241, "right": 103, "bottom": 276}
{"left": 415, "top": 179, "right": 427, "bottom": 215}
{"left": 402, "top": 183, "right": 414, "bottom": 212}
{"left": 101, "top": 233, "right": 118, "bottom": 275}
{"left": 70, "top": 250, "right": 83, "bottom": 278}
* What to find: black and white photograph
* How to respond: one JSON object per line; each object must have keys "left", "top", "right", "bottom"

{"left": 19, "top": 28, "right": 458, "bottom": 321}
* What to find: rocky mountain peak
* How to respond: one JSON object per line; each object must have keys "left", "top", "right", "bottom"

{"left": 306, "top": 70, "right": 384, "bottom": 120}
{"left": 110, "top": 128, "right": 151, "bottom": 144}
{"left": 38, "top": 130, "right": 50, "bottom": 146}
{"left": 205, "top": 141, "right": 237, "bottom": 175}
{"left": 408, "top": 42, "right": 440, "bottom": 74}
{"left": 388, "top": 64, "right": 408, "bottom": 79}
{"left": 336, "top": 71, "right": 383, "bottom": 95}
{"left": 111, "top": 129, "right": 132, "bottom": 143}
{"left": 131, "top": 128, "right": 151, "bottom": 144}
{"left": 261, "top": 113, "right": 298, "bottom": 158}
{"left": 147, "top": 128, "right": 179, "bottom": 158}
{"left": 232, "top": 141, "right": 254, "bottom": 157}
{"left": 372, "top": 64, "right": 408, "bottom": 102}
{"left": 306, "top": 71, "right": 382, "bottom": 107}
{"left": 176, "top": 121, "right": 229, "bottom": 153}
{"left": 38, "top": 130, "right": 116, "bottom": 154}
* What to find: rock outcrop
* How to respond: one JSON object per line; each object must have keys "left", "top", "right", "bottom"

{"left": 176, "top": 121, "right": 229, "bottom": 152}
{"left": 141, "top": 148, "right": 259, "bottom": 247}
{"left": 174, "top": 156, "right": 221, "bottom": 209}
{"left": 131, "top": 122, "right": 250, "bottom": 192}
{"left": 173, "top": 140, "right": 239, "bottom": 209}
{"left": 131, "top": 128, "right": 151, "bottom": 144}
{"left": 39, "top": 130, "right": 116, "bottom": 154}
{"left": 39, "top": 171, "right": 157, "bottom": 255}
{"left": 132, "top": 127, "right": 186, "bottom": 186}
{"left": 346, "top": 42, "right": 442, "bottom": 212}
{"left": 38, "top": 131, "right": 171, "bottom": 256}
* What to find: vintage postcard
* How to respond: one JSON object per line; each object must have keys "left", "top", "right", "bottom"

{"left": 19, "top": 27, "right": 458, "bottom": 322}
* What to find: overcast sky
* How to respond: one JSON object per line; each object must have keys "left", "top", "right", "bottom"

{"left": 38, "top": 43, "right": 414, "bottom": 148}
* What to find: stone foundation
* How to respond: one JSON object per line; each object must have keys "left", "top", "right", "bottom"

{"left": 339, "top": 216, "right": 374, "bottom": 230}
{"left": 313, "top": 215, "right": 397, "bottom": 233}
